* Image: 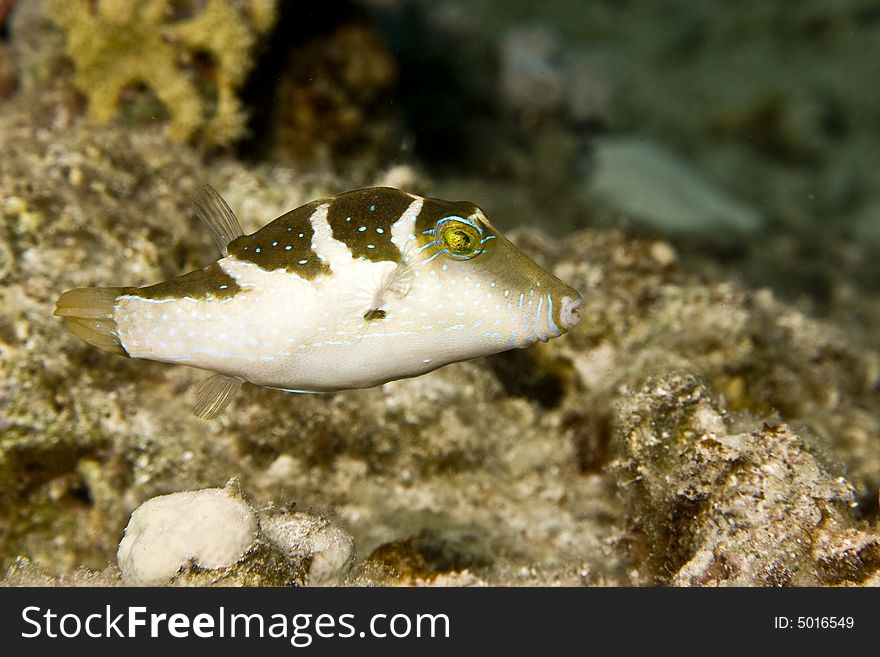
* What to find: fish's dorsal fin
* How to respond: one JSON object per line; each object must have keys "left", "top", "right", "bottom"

{"left": 192, "top": 185, "right": 244, "bottom": 256}
{"left": 194, "top": 373, "right": 242, "bottom": 419}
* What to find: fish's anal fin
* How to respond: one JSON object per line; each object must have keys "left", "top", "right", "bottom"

{"left": 194, "top": 373, "right": 243, "bottom": 419}
{"left": 192, "top": 185, "right": 244, "bottom": 256}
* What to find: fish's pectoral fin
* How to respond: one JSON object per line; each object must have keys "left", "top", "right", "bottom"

{"left": 365, "top": 259, "right": 413, "bottom": 319}
{"left": 192, "top": 185, "right": 244, "bottom": 256}
{"left": 194, "top": 373, "right": 243, "bottom": 419}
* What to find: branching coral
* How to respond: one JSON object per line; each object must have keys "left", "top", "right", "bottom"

{"left": 45, "top": 0, "right": 277, "bottom": 147}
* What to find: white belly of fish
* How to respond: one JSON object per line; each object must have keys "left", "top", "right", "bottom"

{"left": 115, "top": 255, "right": 523, "bottom": 391}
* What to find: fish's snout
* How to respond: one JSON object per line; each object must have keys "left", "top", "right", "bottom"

{"left": 559, "top": 295, "right": 582, "bottom": 331}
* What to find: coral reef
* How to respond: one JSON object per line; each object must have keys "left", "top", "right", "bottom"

{"left": 612, "top": 375, "right": 879, "bottom": 585}
{"left": 0, "top": 0, "right": 879, "bottom": 588}
{"left": 0, "top": 88, "right": 878, "bottom": 586}
{"left": 42, "top": 0, "right": 277, "bottom": 146}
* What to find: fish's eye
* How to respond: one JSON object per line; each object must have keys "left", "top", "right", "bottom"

{"left": 437, "top": 218, "right": 483, "bottom": 260}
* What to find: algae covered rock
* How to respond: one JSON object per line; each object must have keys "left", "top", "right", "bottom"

{"left": 260, "top": 510, "right": 356, "bottom": 586}
{"left": 610, "top": 375, "right": 879, "bottom": 585}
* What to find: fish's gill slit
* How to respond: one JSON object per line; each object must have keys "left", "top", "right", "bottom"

{"left": 532, "top": 294, "right": 545, "bottom": 341}
{"left": 546, "top": 294, "right": 561, "bottom": 337}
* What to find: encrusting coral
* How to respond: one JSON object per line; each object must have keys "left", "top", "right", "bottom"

{"left": 44, "top": 0, "right": 277, "bottom": 146}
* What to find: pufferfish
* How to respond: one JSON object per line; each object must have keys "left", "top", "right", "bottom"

{"left": 55, "top": 187, "right": 582, "bottom": 418}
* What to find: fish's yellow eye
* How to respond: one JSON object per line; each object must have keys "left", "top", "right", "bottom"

{"left": 437, "top": 217, "right": 483, "bottom": 260}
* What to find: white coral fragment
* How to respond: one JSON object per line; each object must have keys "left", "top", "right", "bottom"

{"left": 117, "top": 485, "right": 257, "bottom": 585}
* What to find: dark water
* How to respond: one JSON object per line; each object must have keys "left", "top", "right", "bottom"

{"left": 362, "top": 0, "right": 880, "bottom": 330}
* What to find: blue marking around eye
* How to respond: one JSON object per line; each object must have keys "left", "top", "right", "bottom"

{"left": 480, "top": 235, "right": 496, "bottom": 243}
{"left": 421, "top": 229, "right": 436, "bottom": 235}
{"left": 436, "top": 215, "right": 484, "bottom": 234}
{"left": 422, "top": 249, "right": 449, "bottom": 264}
{"left": 416, "top": 240, "right": 439, "bottom": 253}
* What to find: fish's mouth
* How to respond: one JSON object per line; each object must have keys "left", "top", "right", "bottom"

{"left": 559, "top": 295, "right": 582, "bottom": 331}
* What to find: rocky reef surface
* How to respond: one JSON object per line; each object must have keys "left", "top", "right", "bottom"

{"left": 0, "top": 0, "right": 878, "bottom": 587}
{"left": 0, "top": 88, "right": 877, "bottom": 585}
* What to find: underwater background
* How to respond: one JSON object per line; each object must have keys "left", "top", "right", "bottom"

{"left": 0, "top": 0, "right": 879, "bottom": 585}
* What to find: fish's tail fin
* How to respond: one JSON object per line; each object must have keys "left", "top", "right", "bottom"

{"left": 54, "top": 287, "right": 130, "bottom": 356}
